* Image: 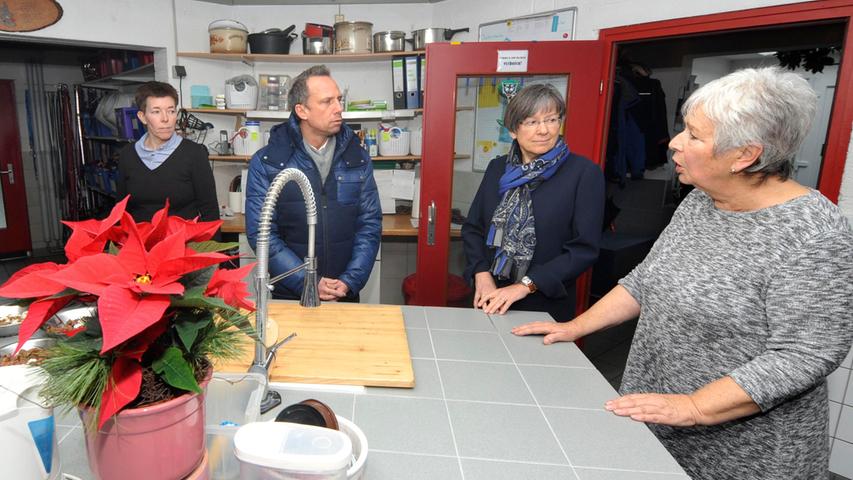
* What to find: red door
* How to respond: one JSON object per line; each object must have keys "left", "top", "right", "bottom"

{"left": 0, "top": 79, "right": 33, "bottom": 256}
{"left": 414, "top": 41, "right": 604, "bottom": 306}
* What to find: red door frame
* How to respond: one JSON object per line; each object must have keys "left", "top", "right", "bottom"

{"left": 0, "top": 79, "right": 32, "bottom": 255}
{"left": 596, "top": 0, "right": 853, "bottom": 203}
{"left": 415, "top": 41, "right": 603, "bottom": 306}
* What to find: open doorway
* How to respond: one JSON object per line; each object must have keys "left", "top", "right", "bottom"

{"left": 0, "top": 39, "right": 154, "bottom": 259}
{"left": 582, "top": 7, "right": 851, "bottom": 399}
{"left": 591, "top": 20, "right": 845, "bottom": 304}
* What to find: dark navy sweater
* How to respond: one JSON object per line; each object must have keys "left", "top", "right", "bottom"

{"left": 462, "top": 150, "right": 605, "bottom": 321}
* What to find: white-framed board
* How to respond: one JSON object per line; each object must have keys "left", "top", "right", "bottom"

{"left": 470, "top": 9, "right": 576, "bottom": 171}
{"left": 479, "top": 7, "right": 577, "bottom": 42}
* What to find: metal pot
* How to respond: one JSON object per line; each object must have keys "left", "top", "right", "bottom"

{"left": 248, "top": 26, "right": 298, "bottom": 54}
{"left": 302, "top": 34, "right": 333, "bottom": 55}
{"left": 334, "top": 21, "right": 373, "bottom": 54}
{"left": 305, "top": 22, "right": 334, "bottom": 39}
{"left": 409, "top": 27, "right": 469, "bottom": 51}
{"left": 373, "top": 30, "right": 406, "bottom": 53}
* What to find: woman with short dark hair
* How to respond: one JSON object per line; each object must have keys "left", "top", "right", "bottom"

{"left": 116, "top": 81, "right": 219, "bottom": 223}
{"left": 462, "top": 83, "right": 604, "bottom": 321}
{"left": 513, "top": 67, "right": 853, "bottom": 479}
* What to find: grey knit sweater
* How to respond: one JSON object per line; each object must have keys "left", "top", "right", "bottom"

{"left": 619, "top": 188, "right": 853, "bottom": 480}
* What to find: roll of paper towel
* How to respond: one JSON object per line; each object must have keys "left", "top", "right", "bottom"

{"left": 229, "top": 191, "right": 242, "bottom": 214}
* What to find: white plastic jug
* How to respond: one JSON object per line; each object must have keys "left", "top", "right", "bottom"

{"left": 0, "top": 365, "right": 61, "bottom": 480}
{"left": 232, "top": 121, "right": 263, "bottom": 157}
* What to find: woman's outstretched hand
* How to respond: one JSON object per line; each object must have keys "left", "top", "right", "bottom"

{"left": 511, "top": 321, "right": 579, "bottom": 345}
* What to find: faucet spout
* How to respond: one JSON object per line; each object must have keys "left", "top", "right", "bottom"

{"left": 252, "top": 168, "right": 319, "bottom": 412}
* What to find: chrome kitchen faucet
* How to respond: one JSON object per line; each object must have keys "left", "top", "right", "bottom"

{"left": 252, "top": 168, "right": 320, "bottom": 413}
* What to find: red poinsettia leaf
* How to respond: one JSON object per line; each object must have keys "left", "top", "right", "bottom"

{"left": 143, "top": 200, "right": 172, "bottom": 249}
{"left": 121, "top": 319, "right": 169, "bottom": 361}
{"left": 98, "top": 356, "right": 142, "bottom": 428}
{"left": 146, "top": 226, "right": 190, "bottom": 275}
{"left": 48, "top": 254, "right": 125, "bottom": 296}
{"left": 0, "top": 262, "right": 66, "bottom": 298}
{"left": 61, "top": 218, "right": 101, "bottom": 236}
{"left": 98, "top": 285, "right": 170, "bottom": 353}
{"left": 98, "top": 196, "right": 130, "bottom": 236}
{"left": 205, "top": 263, "right": 256, "bottom": 311}
{"left": 116, "top": 213, "right": 149, "bottom": 276}
{"left": 138, "top": 281, "right": 185, "bottom": 296}
{"left": 62, "top": 197, "right": 129, "bottom": 262}
{"left": 168, "top": 216, "right": 222, "bottom": 243}
{"left": 15, "top": 296, "right": 74, "bottom": 354}
{"left": 62, "top": 228, "right": 99, "bottom": 263}
{"left": 155, "top": 252, "right": 232, "bottom": 280}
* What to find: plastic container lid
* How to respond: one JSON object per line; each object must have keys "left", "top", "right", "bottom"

{"left": 234, "top": 422, "right": 353, "bottom": 472}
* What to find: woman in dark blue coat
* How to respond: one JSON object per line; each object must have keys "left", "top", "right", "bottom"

{"left": 462, "top": 83, "right": 604, "bottom": 321}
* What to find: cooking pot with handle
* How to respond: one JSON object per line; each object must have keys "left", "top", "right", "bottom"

{"left": 409, "top": 27, "right": 469, "bottom": 50}
{"left": 248, "top": 26, "right": 298, "bottom": 54}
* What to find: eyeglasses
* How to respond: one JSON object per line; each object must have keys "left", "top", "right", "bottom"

{"left": 519, "top": 116, "right": 562, "bottom": 129}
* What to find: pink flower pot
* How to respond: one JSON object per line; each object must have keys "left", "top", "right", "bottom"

{"left": 79, "top": 375, "right": 211, "bottom": 480}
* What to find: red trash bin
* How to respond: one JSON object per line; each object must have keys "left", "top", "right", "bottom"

{"left": 402, "top": 273, "right": 472, "bottom": 308}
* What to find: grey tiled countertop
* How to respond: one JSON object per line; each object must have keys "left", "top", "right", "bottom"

{"left": 57, "top": 306, "right": 689, "bottom": 479}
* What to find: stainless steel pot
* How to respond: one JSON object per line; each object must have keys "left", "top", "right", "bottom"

{"left": 409, "top": 27, "right": 469, "bottom": 50}
{"left": 334, "top": 21, "right": 373, "bottom": 54}
{"left": 302, "top": 34, "right": 332, "bottom": 55}
{"left": 373, "top": 30, "right": 406, "bottom": 53}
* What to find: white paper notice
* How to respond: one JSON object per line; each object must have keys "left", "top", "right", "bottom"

{"left": 391, "top": 169, "right": 415, "bottom": 200}
{"left": 497, "top": 50, "right": 529, "bottom": 72}
{"left": 374, "top": 170, "right": 397, "bottom": 214}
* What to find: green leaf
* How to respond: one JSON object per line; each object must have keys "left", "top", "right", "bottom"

{"left": 175, "top": 312, "right": 211, "bottom": 351}
{"left": 183, "top": 265, "right": 216, "bottom": 291}
{"left": 152, "top": 347, "right": 201, "bottom": 394}
{"left": 108, "top": 241, "right": 120, "bottom": 256}
{"left": 189, "top": 241, "right": 238, "bottom": 253}
{"left": 171, "top": 286, "right": 235, "bottom": 312}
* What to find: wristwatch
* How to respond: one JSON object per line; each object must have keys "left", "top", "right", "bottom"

{"left": 520, "top": 276, "right": 537, "bottom": 293}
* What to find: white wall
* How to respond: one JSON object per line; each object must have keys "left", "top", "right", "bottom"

{"left": 1, "top": 0, "right": 849, "bottom": 221}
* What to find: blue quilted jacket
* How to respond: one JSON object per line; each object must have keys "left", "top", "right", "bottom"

{"left": 245, "top": 116, "right": 381, "bottom": 299}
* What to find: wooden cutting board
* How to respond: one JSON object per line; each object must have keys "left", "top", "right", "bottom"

{"left": 215, "top": 302, "right": 414, "bottom": 388}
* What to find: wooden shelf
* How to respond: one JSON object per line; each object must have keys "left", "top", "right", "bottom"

{"left": 86, "top": 185, "right": 117, "bottom": 198}
{"left": 186, "top": 108, "right": 249, "bottom": 115}
{"left": 209, "top": 155, "right": 251, "bottom": 162}
{"left": 80, "top": 63, "right": 154, "bottom": 88}
{"left": 178, "top": 51, "right": 420, "bottom": 64}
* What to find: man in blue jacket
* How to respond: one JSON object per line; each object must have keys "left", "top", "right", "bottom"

{"left": 245, "top": 65, "right": 381, "bottom": 301}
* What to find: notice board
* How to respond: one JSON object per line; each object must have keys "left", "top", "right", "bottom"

{"left": 478, "top": 7, "right": 577, "bottom": 42}
{"left": 470, "top": 8, "right": 576, "bottom": 171}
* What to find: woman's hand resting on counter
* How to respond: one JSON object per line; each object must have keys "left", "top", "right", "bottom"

{"left": 474, "top": 272, "right": 530, "bottom": 314}
{"left": 605, "top": 393, "right": 702, "bottom": 427}
{"left": 511, "top": 321, "right": 583, "bottom": 344}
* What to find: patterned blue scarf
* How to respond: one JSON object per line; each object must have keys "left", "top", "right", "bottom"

{"left": 487, "top": 139, "right": 570, "bottom": 281}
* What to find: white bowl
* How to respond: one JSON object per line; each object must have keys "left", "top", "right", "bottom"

{"left": 337, "top": 416, "right": 367, "bottom": 480}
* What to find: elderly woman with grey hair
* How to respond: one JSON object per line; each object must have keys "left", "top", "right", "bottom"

{"left": 513, "top": 67, "right": 853, "bottom": 479}
{"left": 462, "top": 83, "right": 604, "bottom": 321}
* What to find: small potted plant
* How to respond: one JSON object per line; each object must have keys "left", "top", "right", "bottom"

{"left": 0, "top": 197, "right": 256, "bottom": 480}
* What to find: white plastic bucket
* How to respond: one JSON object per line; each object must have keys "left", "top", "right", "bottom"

{"left": 0, "top": 365, "right": 61, "bottom": 480}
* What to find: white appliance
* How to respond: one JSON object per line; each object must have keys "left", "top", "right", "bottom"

{"left": 224, "top": 75, "right": 258, "bottom": 109}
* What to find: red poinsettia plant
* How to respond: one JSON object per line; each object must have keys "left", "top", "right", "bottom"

{"left": 0, "top": 197, "right": 256, "bottom": 427}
